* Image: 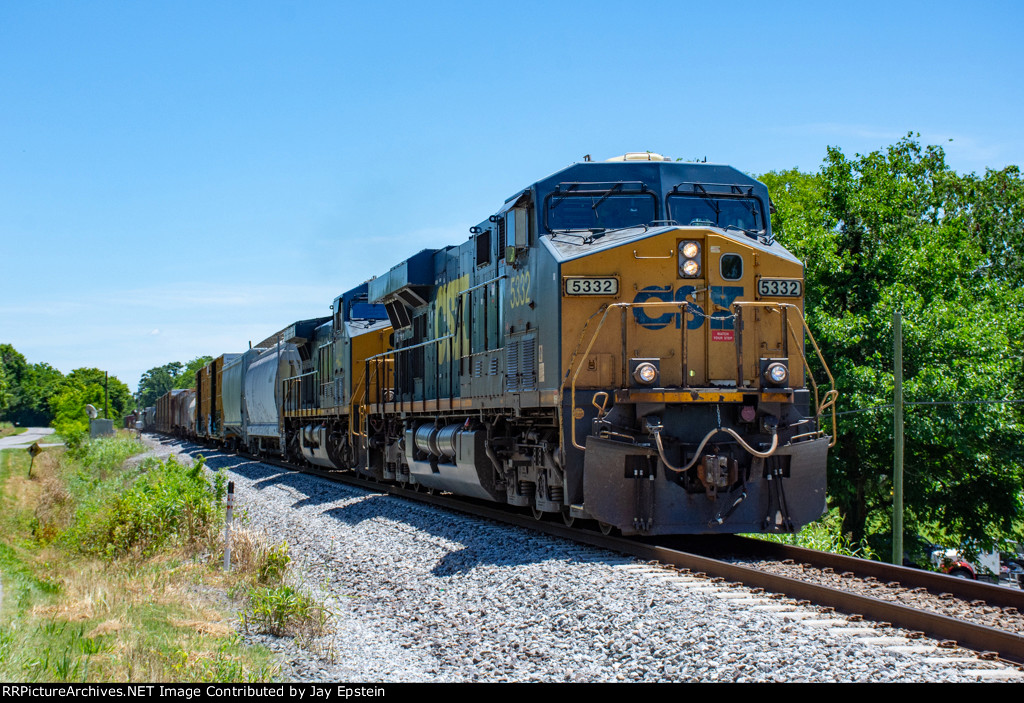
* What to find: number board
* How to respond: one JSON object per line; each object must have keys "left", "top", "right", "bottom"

{"left": 757, "top": 278, "right": 802, "bottom": 298}
{"left": 563, "top": 277, "right": 619, "bottom": 296}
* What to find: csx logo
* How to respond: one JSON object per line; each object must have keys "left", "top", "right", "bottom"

{"left": 632, "top": 285, "right": 743, "bottom": 331}
{"left": 434, "top": 274, "right": 470, "bottom": 362}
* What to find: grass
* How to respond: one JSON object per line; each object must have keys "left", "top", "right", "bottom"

{"left": 0, "top": 422, "right": 28, "bottom": 439}
{"left": 242, "top": 585, "right": 328, "bottom": 640}
{"left": 744, "top": 508, "right": 877, "bottom": 559}
{"left": 0, "top": 434, "right": 289, "bottom": 682}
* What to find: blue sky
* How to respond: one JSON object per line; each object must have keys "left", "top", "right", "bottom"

{"left": 1, "top": 0, "right": 1021, "bottom": 396}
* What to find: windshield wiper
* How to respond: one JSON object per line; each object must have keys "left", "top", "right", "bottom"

{"left": 549, "top": 183, "right": 580, "bottom": 211}
{"left": 724, "top": 224, "right": 771, "bottom": 245}
{"left": 590, "top": 183, "right": 623, "bottom": 212}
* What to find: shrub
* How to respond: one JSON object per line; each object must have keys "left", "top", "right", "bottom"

{"left": 65, "top": 455, "right": 226, "bottom": 559}
{"left": 64, "top": 434, "right": 145, "bottom": 478}
{"left": 242, "top": 585, "right": 327, "bottom": 638}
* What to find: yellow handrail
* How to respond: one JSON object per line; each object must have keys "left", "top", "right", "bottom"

{"left": 732, "top": 301, "right": 838, "bottom": 448}
{"left": 560, "top": 299, "right": 839, "bottom": 451}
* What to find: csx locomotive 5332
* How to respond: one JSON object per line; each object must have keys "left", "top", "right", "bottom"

{"left": 164, "top": 152, "right": 837, "bottom": 535}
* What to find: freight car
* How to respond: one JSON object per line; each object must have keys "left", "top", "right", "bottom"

{"left": 195, "top": 354, "right": 239, "bottom": 440}
{"left": 153, "top": 388, "right": 195, "bottom": 437}
{"left": 170, "top": 152, "right": 836, "bottom": 536}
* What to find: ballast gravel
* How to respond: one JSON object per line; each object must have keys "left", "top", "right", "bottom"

{"left": 144, "top": 436, "right": 1014, "bottom": 683}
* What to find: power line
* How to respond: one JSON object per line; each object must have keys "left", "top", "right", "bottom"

{"left": 835, "top": 398, "right": 1024, "bottom": 417}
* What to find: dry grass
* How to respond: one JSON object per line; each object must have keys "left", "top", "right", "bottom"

{"left": 6, "top": 448, "right": 59, "bottom": 503}
{"left": 0, "top": 442, "right": 280, "bottom": 683}
{"left": 87, "top": 619, "right": 126, "bottom": 638}
{"left": 168, "top": 619, "right": 235, "bottom": 636}
{"left": 8, "top": 549, "right": 280, "bottom": 682}
{"left": 228, "top": 528, "right": 276, "bottom": 574}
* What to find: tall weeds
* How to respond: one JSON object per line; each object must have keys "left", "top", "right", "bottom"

{"left": 63, "top": 455, "right": 225, "bottom": 559}
{"left": 0, "top": 437, "right": 278, "bottom": 682}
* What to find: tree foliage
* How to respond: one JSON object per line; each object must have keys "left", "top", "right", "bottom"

{"left": 0, "top": 344, "right": 65, "bottom": 426}
{"left": 136, "top": 362, "right": 183, "bottom": 409}
{"left": 1, "top": 344, "right": 136, "bottom": 437}
{"left": 176, "top": 356, "right": 213, "bottom": 393}
{"left": 136, "top": 356, "right": 211, "bottom": 408}
{"left": 0, "top": 363, "right": 8, "bottom": 416}
{"left": 49, "top": 368, "right": 134, "bottom": 438}
{"left": 762, "top": 134, "right": 1024, "bottom": 549}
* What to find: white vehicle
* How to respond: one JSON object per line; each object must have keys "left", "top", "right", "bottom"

{"left": 931, "top": 547, "right": 1000, "bottom": 580}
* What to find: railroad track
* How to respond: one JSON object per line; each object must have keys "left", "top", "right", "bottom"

{"left": 170, "top": 434, "right": 1024, "bottom": 670}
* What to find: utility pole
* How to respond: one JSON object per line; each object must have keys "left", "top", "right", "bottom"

{"left": 104, "top": 371, "right": 109, "bottom": 420}
{"left": 893, "top": 311, "right": 904, "bottom": 566}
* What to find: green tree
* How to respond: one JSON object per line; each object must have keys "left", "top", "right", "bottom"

{"left": 137, "top": 361, "right": 184, "bottom": 408}
{"left": 762, "top": 134, "right": 1024, "bottom": 549}
{"left": 175, "top": 356, "right": 213, "bottom": 392}
{"left": 0, "top": 363, "right": 8, "bottom": 417}
{"left": 50, "top": 369, "right": 133, "bottom": 437}
{"left": 0, "top": 344, "right": 65, "bottom": 426}
{"left": 136, "top": 357, "right": 210, "bottom": 408}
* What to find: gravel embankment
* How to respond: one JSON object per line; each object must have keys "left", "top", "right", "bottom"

{"left": 143, "top": 435, "right": 1021, "bottom": 683}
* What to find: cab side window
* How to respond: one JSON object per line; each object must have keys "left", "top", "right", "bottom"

{"left": 721, "top": 254, "right": 743, "bottom": 281}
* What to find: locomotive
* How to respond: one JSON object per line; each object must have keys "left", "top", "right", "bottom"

{"left": 160, "top": 152, "right": 837, "bottom": 536}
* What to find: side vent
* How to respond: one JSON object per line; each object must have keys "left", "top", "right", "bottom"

{"left": 521, "top": 335, "right": 537, "bottom": 391}
{"left": 505, "top": 333, "right": 538, "bottom": 392}
{"left": 505, "top": 339, "right": 520, "bottom": 392}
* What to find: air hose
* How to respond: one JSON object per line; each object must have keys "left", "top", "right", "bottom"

{"left": 652, "top": 424, "right": 779, "bottom": 474}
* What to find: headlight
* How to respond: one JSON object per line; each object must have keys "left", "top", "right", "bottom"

{"left": 633, "top": 362, "right": 658, "bottom": 385}
{"left": 679, "top": 240, "right": 701, "bottom": 278}
{"left": 766, "top": 362, "right": 788, "bottom": 385}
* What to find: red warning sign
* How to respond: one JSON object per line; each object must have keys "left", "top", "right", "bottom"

{"left": 712, "top": 330, "right": 735, "bottom": 342}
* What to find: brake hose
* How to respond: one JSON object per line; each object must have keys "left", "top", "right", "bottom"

{"left": 653, "top": 424, "right": 779, "bottom": 474}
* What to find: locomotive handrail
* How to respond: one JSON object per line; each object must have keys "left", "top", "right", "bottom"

{"left": 282, "top": 371, "right": 317, "bottom": 413}
{"left": 364, "top": 333, "right": 456, "bottom": 361}
{"left": 350, "top": 364, "right": 370, "bottom": 442}
{"left": 561, "top": 299, "right": 838, "bottom": 452}
{"left": 563, "top": 300, "right": 691, "bottom": 450}
{"left": 632, "top": 249, "right": 675, "bottom": 259}
{"left": 731, "top": 301, "right": 838, "bottom": 448}
{"left": 355, "top": 358, "right": 396, "bottom": 448}
{"left": 363, "top": 334, "right": 454, "bottom": 415}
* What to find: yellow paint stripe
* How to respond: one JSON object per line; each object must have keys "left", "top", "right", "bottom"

{"left": 617, "top": 391, "right": 747, "bottom": 403}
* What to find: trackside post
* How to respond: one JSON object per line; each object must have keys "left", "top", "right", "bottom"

{"left": 225, "top": 480, "right": 235, "bottom": 571}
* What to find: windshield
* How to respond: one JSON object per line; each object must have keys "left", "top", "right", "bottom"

{"left": 546, "top": 194, "right": 656, "bottom": 232}
{"left": 668, "top": 195, "right": 764, "bottom": 232}
{"left": 350, "top": 302, "right": 388, "bottom": 321}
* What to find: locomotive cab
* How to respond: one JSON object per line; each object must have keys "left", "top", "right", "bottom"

{"left": 537, "top": 157, "right": 835, "bottom": 534}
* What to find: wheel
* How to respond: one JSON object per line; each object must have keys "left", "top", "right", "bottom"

{"left": 949, "top": 568, "right": 974, "bottom": 579}
{"left": 561, "top": 510, "right": 575, "bottom": 528}
{"left": 531, "top": 506, "right": 545, "bottom": 521}
{"left": 598, "top": 521, "right": 614, "bottom": 536}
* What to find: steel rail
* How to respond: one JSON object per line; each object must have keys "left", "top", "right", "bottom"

{"left": 697, "top": 535, "right": 1024, "bottom": 611}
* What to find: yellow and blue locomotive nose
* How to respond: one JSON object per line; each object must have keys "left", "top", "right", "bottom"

{"left": 558, "top": 221, "right": 830, "bottom": 534}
